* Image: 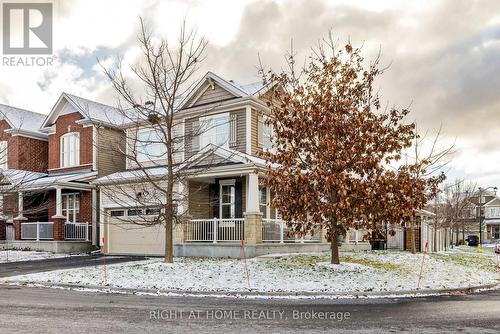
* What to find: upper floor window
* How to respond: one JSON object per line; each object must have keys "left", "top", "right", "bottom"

{"left": 258, "top": 115, "right": 273, "bottom": 150}
{"left": 262, "top": 123, "right": 273, "bottom": 150}
{"left": 199, "top": 113, "right": 229, "bottom": 148}
{"left": 0, "top": 141, "right": 7, "bottom": 169}
{"left": 489, "top": 207, "right": 500, "bottom": 218}
{"left": 60, "top": 132, "right": 80, "bottom": 168}
{"left": 136, "top": 128, "right": 167, "bottom": 162}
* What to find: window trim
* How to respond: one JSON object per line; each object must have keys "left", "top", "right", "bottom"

{"left": 136, "top": 128, "right": 167, "bottom": 163}
{"left": 62, "top": 193, "right": 80, "bottom": 223}
{"left": 219, "top": 183, "right": 235, "bottom": 219}
{"left": 199, "top": 113, "right": 230, "bottom": 148}
{"left": 60, "top": 132, "right": 80, "bottom": 168}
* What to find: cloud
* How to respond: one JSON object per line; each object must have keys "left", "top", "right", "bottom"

{"left": 1, "top": 0, "right": 500, "bottom": 187}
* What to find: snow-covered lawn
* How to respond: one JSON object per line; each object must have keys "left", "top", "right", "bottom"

{"left": 0, "top": 250, "right": 71, "bottom": 263}
{"left": 3, "top": 249, "right": 499, "bottom": 294}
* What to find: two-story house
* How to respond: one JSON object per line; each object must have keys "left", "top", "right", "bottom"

{"left": 0, "top": 93, "right": 125, "bottom": 252}
{"left": 468, "top": 190, "right": 500, "bottom": 242}
{"left": 0, "top": 72, "right": 372, "bottom": 256}
{"left": 94, "top": 72, "right": 356, "bottom": 258}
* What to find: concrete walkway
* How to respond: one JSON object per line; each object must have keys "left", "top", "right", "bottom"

{"left": 0, "top": 255, "right": 145, "bottom": 278}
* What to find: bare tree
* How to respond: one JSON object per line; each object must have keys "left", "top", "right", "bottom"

{"left": 441, "top": 179, "right": 477, "bottom": 245}
{"left": 99, "top": 19, "right": 207, "bottom": 263}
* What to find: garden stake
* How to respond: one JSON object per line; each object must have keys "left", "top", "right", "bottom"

{"left": 417, "top": 241, "right": 429, "bottom": 289}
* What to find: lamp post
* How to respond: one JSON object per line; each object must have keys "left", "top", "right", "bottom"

{"left": 478, "top": 186, "right": 498, "bottom": 251}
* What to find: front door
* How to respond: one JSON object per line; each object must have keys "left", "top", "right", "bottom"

{"left": 62, "top": 193, "right": 80, "bottom": 223}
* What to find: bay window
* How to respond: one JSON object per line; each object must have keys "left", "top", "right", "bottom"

{"left": 60, "top": 132, "right": 80, "bottom": 167}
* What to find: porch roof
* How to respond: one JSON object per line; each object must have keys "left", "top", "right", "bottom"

{"left": 0, "top": 168, "right": 97, "bottom": 191}
{"left": 93, "top": 144, "right": 276, "bottom": 185}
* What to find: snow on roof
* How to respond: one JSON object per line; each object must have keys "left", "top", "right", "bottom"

{"left": 94, "top": 144, "right": 277, "bottom": 185}
{"left": 0, "top": 104, "right": 47, "bottom": 133}
{"left": 0, "top": 169, "right": 96, "bottom": 189}
{"left": 63, "top": 93, "right": 128, "bottom": 126}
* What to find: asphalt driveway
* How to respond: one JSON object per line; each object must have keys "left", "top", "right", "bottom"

{"left": 0, "top": 255, "right": 145, "bottom": 278}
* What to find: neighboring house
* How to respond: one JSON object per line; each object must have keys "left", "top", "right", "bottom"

{"left": 0, "top": 93, "right": 125, "bottom": 252}
{"left": 466, "top": 190, "right": 500, "bottom": 242}
{"left": 94, "top": 72, "right": 370, "bottom": 258}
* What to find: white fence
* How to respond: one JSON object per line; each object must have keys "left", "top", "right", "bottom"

{"left": 387, "top": 226, "right": 404, "bottom": 249}
{"left": 65, "top": 222, "right": 90, "bottom": 241}
{"left": 21, "top": 222, "right": 54, "bottom": 240}
{"left": 261, "top": 219, "right": 320, "bottom": 243}
{"left": 184, "top": 218, "right": 244, "bottom": 242}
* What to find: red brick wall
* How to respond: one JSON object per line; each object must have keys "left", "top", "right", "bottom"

{"left": 48, "top": 112, "right": 93, "bottom": 173}
{"left": 0, "top": 120, "right": 48, "bottom": 172}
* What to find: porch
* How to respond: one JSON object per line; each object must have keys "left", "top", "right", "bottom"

{"left": 0, "top": 170, "right": 98, "bottom": 252}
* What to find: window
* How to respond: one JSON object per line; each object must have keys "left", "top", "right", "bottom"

{"left": 490, "top": 207, "right": 500, "bottom": 218}
{"left": 220, "top": 182, "right": 235, "bottom": 219}
{"left": 128, "top": 209, "right": 142, "bottom": 216}
{"left": 259, "top": 186, "right": 268, "bottom": 218}
{"left": 262, "top": 123, "right": 273, "bottom": 150}
{"left": 136, "top": 129, "right": 167, "bottom": 162}
{"left": 494, "top": 227, "right": 500, "bottom": 239}
{"left": 200, "top": 114, "right": 230, "bottom": 148}
{"left": 62, "top": 193, "right": 80, "bottom": 222}
{"left": 145, "top": 207, "right": 161, "bottom": 216}
{"left": 60, "top": 133, "right": 80, "bottom": 167}
{"left": 110, "top": 210, "right": 125, "bottom": 217}
{"left": 0, "top": 141, "right": 7, "bottom": 169}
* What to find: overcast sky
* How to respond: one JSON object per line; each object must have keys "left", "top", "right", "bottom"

{"left": 1, "top": 0, "right": 499, "bottom": 188}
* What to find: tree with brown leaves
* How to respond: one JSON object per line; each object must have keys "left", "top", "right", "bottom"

{"left": 260, "top": 39, "right": 445, "bottom": 263}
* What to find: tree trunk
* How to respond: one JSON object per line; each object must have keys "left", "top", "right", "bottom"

{"left": 410, "top": 220, "right": 416, "bottom": 254}
{"left": 164, "top": 215, "right": 173, "bottom": 263}
{"left": 433, "top": 225, "right": 437, "bottom": 252}
{"left": 330, "top": 234, "right": 340, "bottom": 264}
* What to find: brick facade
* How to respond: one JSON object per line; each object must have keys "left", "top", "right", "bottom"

{"left": 48, "top": 112, "right": 93, "bottom": 173}
{"left": 0, "top": 120, "right": 48, "bottom": 172}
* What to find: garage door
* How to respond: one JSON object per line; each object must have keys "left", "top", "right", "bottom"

{"left": 106, "top": 210, "right": 166, "bottom": 256}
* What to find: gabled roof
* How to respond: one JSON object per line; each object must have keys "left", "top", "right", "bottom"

{"left": 0, "top": 104, "right": 47, "bottom": 138}
{"left": 41, "top": 93, "right": 127, "bottom": 129}
{"left": 176, "top": 71, "right": 267, "bottom": 110}
{"left": 484, "top": 197, "right": 500, "bottom": 207}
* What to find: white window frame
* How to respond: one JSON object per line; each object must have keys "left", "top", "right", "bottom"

{"left": 262, "top": 122, "right": 273, "bottom": 151}
{"left": 0, "top": 140, "right": 7, "bottom": 169}
{"left": 60, "top": 132, "right": 80, "bottom": 168}
{"left": 219, "top": 179, "right": 235, "bottom": 219}
{"left": 199, "top": 113, "right": 230, "bottom": 148}
{"left": 62, "top": 193, "right": 80, "bottom": 223}
{"left": 259, "top": 186, "right": 269, "bottom": 219}
{"left": 490, "top": 207, "right": 500, "bottom": 218}
{"left": 136, "top": 128, "right": 167, "bottom": 163}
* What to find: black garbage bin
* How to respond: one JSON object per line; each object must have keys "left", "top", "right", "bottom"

{"left": 371, "top": 239, "right": 385, "bottom": 250}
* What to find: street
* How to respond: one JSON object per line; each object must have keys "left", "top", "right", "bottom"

{"left": 0, "top": 285, "right": 499, "bottom": 333}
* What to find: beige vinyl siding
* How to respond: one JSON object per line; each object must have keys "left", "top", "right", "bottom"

{"left": 251, "top": 109, "right": 262, "bottom": 156}
{"left": 188, "top": 181, "right": 211, "bottom": 219}
{"left": 97, "top": 126, "right": 126, "bottom": 177}
{"left": 229, "top": 109, "right": 246, "bottom": 153}
{"left": 186, "top": 82, "right": 236, "bottom": 108}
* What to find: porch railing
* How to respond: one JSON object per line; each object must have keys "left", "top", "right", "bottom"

{"left": 185, "top": 218, "right": 244, "bottom": 243}
{"left": 262, "top": 219, "right": 321, "bottom": 243}
{"left": 21, "top": 222, "right": 54, "bottom": 241}
{"left": 65, "top": 222, "right": 90, "bottom": 241}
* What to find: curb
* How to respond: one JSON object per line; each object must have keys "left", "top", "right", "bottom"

{"left": 2, "top": 280, "right": 499, "bottom": 299}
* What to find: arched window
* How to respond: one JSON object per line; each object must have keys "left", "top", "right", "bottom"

{"left": 60, "top": 132, "right": 80, "bottom": 167}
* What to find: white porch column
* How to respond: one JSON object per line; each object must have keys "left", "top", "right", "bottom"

{"left": 0, "top": 193, "right": 4, "bottom": 219}
{"left": 52, "top": 186, "right": 65, "bottom": 218}
{"left": 14, "top": 192, "right": 25, "bottom": 219}
{"left": 246, "top": 172, "right": 260, "bottom": 213}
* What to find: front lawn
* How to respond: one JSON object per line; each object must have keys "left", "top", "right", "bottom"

{"left": 3, "top": 249, "right": 499, "bottom": 295}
